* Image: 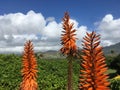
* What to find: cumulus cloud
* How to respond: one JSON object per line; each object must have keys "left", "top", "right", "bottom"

{"left": 1, "top": 10, "right": 120, "bottom": 53}
{"left": 46, "top": 17, "right": 55, "bottom": 22}
{"left": 0, "top": 10, "right": 89, "bottom": 53}
{"left": 77, "top": 26, "right": 89, "bottom": 40}
{"left": 43, "top": 21, "right": 61, "bottom": 39}
{"left": 96, "top": 14, "right": 120, "bottom": 46}
{"left": 0, "top": 10, "right": 46, "bottom": 35}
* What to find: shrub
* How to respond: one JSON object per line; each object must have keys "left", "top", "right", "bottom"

{"left": 110, "top": 75, "right": 120, "bottom": 90}
{"left": 110, "top": 54, "right": 120, "bottom": 74}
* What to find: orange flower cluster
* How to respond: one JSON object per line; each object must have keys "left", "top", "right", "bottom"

{"left": 79, "top": 32, "right": 110, "bottom": 90}
{"left": 60, "top": 12, "right": 77, "bottom": 56}
{"left": 20, "top": 40, "right": 38, "bottom": 90}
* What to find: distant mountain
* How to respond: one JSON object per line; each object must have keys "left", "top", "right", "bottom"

{"left": 43, "top": 50, "right": 58, "bottom": 54}
{"left": 37, "top": 42, "right": 120, "bottom": 58}
{"left": 103, "top": 42, "right": 120, "bottom": 55}
{"left": 36, "top": 50, "right": 64, "bottom": 59}
{"left": 1, "top": 42, "right": 120, "bottom": 56}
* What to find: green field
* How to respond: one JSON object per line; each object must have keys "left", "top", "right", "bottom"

{"left": 0, "top": 54, "right": 80, "bottom": 90}
{"left": 0, "top": 54, "right": 120, "bottom": 90}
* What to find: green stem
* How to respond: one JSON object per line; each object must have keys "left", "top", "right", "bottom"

{"left": 67, "top": 55, "right": 73, "bottom": 90}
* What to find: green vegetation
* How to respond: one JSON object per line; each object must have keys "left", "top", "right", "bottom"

{"left": 0, "top": 54, "right": 80, "bottom": 90}
{"left": 0, "top": 54, "right": 21, "bottom": 90}
{"left": 110, "top": 54, "right": 120, "bottom": 74}
{"left": 110, "top": 76, "right": 120, "bottom": 90}
{"left": 0, "top": 54, "right": 120, "bottom": 90}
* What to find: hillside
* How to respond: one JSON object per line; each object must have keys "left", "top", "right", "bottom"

{"left": 43, "top": 42, "right": 120, "bottom": 56}
{"left": 103, "top": 42, "right": 120, "bottom": 55}
{"left": 36, "top": 50, "right": 64, "bottom": 59}
{"left": 1, "top": 42, "right": 120, "bottom": 56}
{"left": 36, "top": 42, "right": 120, "bottom": 58}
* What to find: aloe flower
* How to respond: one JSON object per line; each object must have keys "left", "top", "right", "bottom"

{"left": 60, "top": 12, "right": 77, "bottom": 90}
{"left": 79, "top": 32, "right": 110, "bottom": 90}
{"left": 60, "top": 12, "right": 77, "bottom": 56}
{"left": 20, "top": 40, "right": 38, "bottom": 90}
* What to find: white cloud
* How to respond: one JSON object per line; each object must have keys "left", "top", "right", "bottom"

{"left": 13, "top": 34, "right": 38, "bottom": 41}
{"left": 0, "top": 47, "right": 23, "bottom": 54}
{"left": 46, "top": 17, "right": 55, "bottom": 22}
{"left": 43, "top": 21, "right": 61, "bottom": 38}
{"left": 0, "top": 10, "right": 46, "bottom": 35}
{"left": 1, "top": 11, "right": 120, "bottom": 53}
{"left": 0, "top": 10, "right": 90, "bottom": 53}
{"left": 96, "top": 14, "right": 120, "bottom": 46}
{"left": 77, "top": 26, "right": 88, "bottom": 40}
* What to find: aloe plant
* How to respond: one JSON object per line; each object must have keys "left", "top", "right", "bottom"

{"left": 20, "top": 40, "right": 38, "bottom": 90}
{"left": 79, "top": 32, "right": 110, "bottom": 90}
{"left": 60, "top": 12, "right": 77, "bottom": 90}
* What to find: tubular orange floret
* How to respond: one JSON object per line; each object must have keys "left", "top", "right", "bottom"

{"left": 20, "top": 40, "right": 38, "bottom": 90}
{"left": 79, "top": 31, "right": 110, "bottom": 90}
{"left": 60, "top": 12, "right": 77, "bottom": 56}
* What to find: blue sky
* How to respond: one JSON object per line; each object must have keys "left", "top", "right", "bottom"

{"left": 0, "top": 0, "right": 120, "bottom": 28}
{"left": 0, "top": 0, "right": 120, "bottom": 53}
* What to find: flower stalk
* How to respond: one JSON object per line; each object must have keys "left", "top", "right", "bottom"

{"left": 60, "top": 12, "right": 77, "bottom": 90}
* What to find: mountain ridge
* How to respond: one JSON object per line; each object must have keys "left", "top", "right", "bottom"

{"left": 103, "top": 42, "right": 120, "bottom": 55}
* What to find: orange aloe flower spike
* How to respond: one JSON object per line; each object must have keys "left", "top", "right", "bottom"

{"left": 60, "top": 12, "right": 77, "bottom": 90}
{"left": 79, "top": 31, "right": 110, "bottom": 90}
{"left": 20, "top": 40, "right": 38, "bottom": 90}
{"left": 60, "top": 12, "right": 77, "bottom": 56}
